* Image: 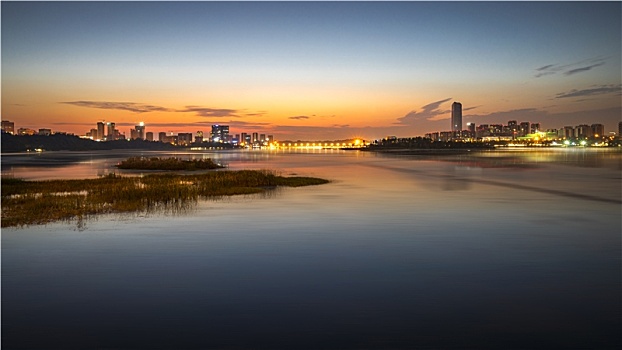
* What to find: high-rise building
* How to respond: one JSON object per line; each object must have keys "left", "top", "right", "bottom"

{"left": 466, "top": 122, "right": 475, "bottom": 133}
{"left": 530, "top": 123, "right": 541, "bottom": 134}
{"left": 158, "top": 132, "right": 167, "bottom": 142}
{"left": 252, "top": 132, "right": 259, "bottom": 143}
{"left": 97, "top": 122, "right": 105, "bottom": 141}
{"left": 451, "top": 102, "right": 462, "bottom": 132}
{"left": 563, "top": 126, "right": 575, "bottom": 139}
{"left": 211, "top": 125, "right": 229, "bottom": 143}
{"left": 519, "top": 122, "right": 530, "bottom": 137}
{"left": 618, "top": 121, "right": 622, "bottom": 137}
{"left": 135, "top": 122, "right": 145, "bottom": 140}
{"left": 107, "top": 122, "right": 116, "bottom": 141}
{"left": 178, "top": 133, "right": 193, "bottom": 146}
{"left": 146, "top": 132, "right": 154, "bottom": 141}
{"left": 2, "top": 120, "right": 15, "bottom": 134}
{"left": 195, "top": 131, "right": 203, "bottom": 144}
{"left": 575, "top": 124, "right": 591, "bottom": 138}
{"left": 591, "top": 124, "right": 604, "bottom": 138}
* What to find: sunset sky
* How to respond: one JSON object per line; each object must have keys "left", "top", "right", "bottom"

{"left": 2, "top": 1, "right": 621, "bottom": 140}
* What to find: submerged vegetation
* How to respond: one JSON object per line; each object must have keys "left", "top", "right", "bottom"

{"left": 1, "top": 170, "right": 329, "bottom": 228}
{"left": 116, "top": 157, "right": 224, "bottom": 171}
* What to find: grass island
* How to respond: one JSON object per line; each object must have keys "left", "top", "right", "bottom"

{"left": 116, "top": 156, "right": 224, "bottom": 171}
{"left": 1, "top": 158, "right": 329, "bottom": 227}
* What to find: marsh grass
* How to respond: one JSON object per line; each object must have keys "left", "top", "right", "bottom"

{"left": 1, "top": 170, "right": 328, "bottom": 227}
{"left": 116, "top": 157, "right": 224, "bottom": 170}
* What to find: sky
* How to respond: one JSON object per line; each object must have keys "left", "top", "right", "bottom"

{"left": 2, "top": 1, "right": 621, "bottom": 141}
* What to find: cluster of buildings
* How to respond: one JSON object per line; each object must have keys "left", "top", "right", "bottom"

{"left": 424, "top": 102, "right": 613, "bottom": 142}
{"left": 4, "top": 107, "right": 621, "bottom": 147}
{"left": 1, "top": 120, "right": 52, "bottom": 136}
{"left": 84, "top": 121, "right": 274, "bottom": 147}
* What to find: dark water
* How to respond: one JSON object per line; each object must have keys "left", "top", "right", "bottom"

{"left": 2, "top": 148, "right": 621, "bottom": 349}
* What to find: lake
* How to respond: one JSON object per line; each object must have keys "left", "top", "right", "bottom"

{"left": 2, "top": 148, "right": 621, "bottom": 349}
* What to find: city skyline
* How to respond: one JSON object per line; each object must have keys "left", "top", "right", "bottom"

{"left": 2, "top": 1, "right": 621, "bottom": 140}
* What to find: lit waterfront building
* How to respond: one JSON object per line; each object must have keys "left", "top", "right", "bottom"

{"left": 531, "top": 123, "right": 541, "bottom": 134}
{"left": 591, "top": 124, "right": 604, "bottom": 138}
{"left": 97, "top": 122, "right": 105, "bottom": 141}
{"left": 18, "top": 128, "right": 36, "bottom": 135}
{"left": 451, "top": 102, "right": 462, "bottom": 132}
{"left": 575, "top": 124, "right": 591, "bottom": 138}
{"left": 2, "top": 120, "right": 15, "bottom": 134}
{"left": 519, "top": 122, "right": 530, "bottom": 137}
{"left": 195, "top": 131, "right": 203, "bottom": 144}
{"left": 211, "top": 125, "right": 229, "bottom": 143}
{"left": 107, "top": 122, "right": 116, "bottom": 141}
{"left": 178, "top": 133, "right": 193, "bottom": 146}
{"left": 252, "top": 132, "right": 259, "bottom": 143}
{"left": 87, "top": 128, "right": 98, "bottom": 139}
{"left": 135, "top": 122, "right": 145, "bottom": 140}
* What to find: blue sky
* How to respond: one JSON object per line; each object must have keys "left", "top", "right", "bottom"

{"left": 2, "top": 1, "right": 621, "bottom": 140}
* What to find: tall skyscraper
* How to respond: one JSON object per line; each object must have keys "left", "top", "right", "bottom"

{"left": 107, "top": 122, "right": 116, "bottom": 141}
{"left": 135, "top": 122, "right": 145, "bottom": 140}
{"left": 451, "top": 102, "right": 462, "bottom": 132}
{"left": 591, "top": 124, "right": 604, "bottom": 138}
{"left": 97, "top": 122, "right": 105, "bottom": 141}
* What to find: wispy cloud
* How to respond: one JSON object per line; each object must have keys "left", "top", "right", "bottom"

{"left": 565, "top": 62, "right": 605, "bottom": 75}
{"left": 61, "top": 101, "right": 269, "bottom": 119}
{"left": 534, "top": 56, "right": 607, "bottom": 78}
{"left": 555, "top": 84, "right": 622, "bottom": 99}
{"left": 396, "top": 97, "right": 452, "bottom": 125}
{"left": 61, "top": 101, "right": 173, "bottom": 113}
{"left": 289, "top": 115, "right": 310, "bottom": 120}
{"left": 179, "top": 106, "right": 268, "bottom": 118}
{"left": 179, "top": 106, "right": 241, "bottom": 118}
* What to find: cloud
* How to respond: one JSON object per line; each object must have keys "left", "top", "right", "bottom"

{"left": 534, "top": 56, "right": 607, "bottom": 78}
{"left": 396, "top": 97, "right": 452, "bottom": 125}
{"left": 289, "top": 115, "right": 310, "bottom": 120}
{"left": 179, "top": 106, "right": 241, "bottom": 118}
{"left": 564, "top": 62, "right": 605, "bottom": 75}
{"left": 555, "top": 84, "right": 622, "bottom": 99}
{"left": 179, "top": 106, "right": 268, "bottom": 118}
{"left": 61, "top": 101, "right": 173, "bottom": 113}
{"left": 536, "top": 64, "right": 555, "bottom": 71}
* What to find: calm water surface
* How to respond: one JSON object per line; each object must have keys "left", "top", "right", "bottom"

{"left": 2, "top": 148, "right": 621, "bottom": 349}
